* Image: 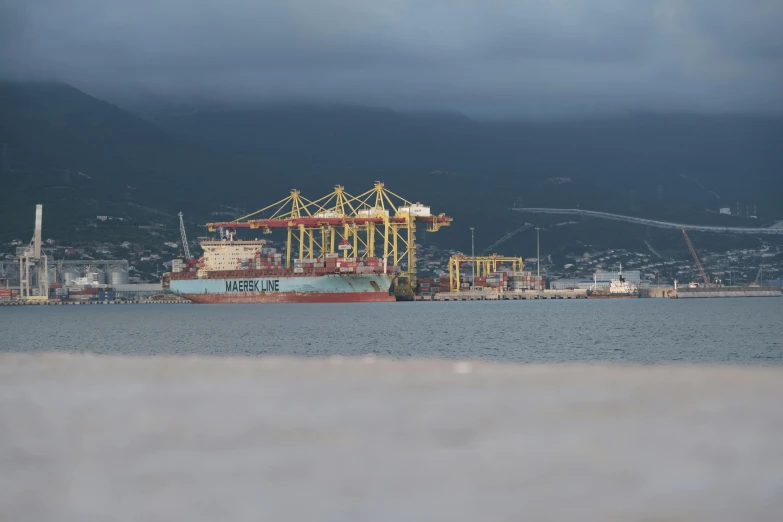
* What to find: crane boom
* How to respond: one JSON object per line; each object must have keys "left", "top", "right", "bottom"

{"left": 178, "top": 212, "right": 192, "bottom": 260}
{"left": 681, "top": 227, "right": 709, "bottom": 286}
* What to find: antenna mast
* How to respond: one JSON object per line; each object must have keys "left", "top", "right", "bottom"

{"left": 178, "top": 212, "right": 192, "bottom": 260}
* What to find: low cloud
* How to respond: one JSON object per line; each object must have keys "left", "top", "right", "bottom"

{"left": 2, "top": 0, "right": 782, "bottom": 117}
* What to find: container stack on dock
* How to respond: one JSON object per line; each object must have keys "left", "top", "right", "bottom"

{"left": 417, "top": 278, "right": 433, "bottom": 297}
{"left": 51, "top": 286, "right": 117, "bottom": 303}
{"left": 507, "top": 271, "right": 546, "bottom": 291}
{"left": 0, "top": 288, "right": 13, "bottom": 302}
{"left": 481, "top": 271, "right": 547, "bottom": 291}
{"left": 486, "top": 272, "right": 508, "bottom": 290}
{"left": 412, "top": 271, "right": 548, "bottom": 296}
{"left": 417, "top": 277, "right": 461, "bottom": 296}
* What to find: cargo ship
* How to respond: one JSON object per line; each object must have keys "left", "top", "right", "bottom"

{"left": 163, "top": 239, "right": 397, "bottom": 303}
{"left": 587, "top": 264, "right": 640, "bottom": 298}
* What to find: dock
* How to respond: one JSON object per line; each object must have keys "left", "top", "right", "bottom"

{"left": 418, "top": 289, "right": 588, "bottom": 301}
{"left": 0, "top": 299, "right": 191, "bottom": 306}
{"left": 643, "top": 286, "right": 782, "bottom": 299}
{"left": 676, "top": 286, "right": 781, "bottom": 298}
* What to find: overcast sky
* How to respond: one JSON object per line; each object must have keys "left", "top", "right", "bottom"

{"left": 1, "top": 0, "right": 781, "bottom": 117}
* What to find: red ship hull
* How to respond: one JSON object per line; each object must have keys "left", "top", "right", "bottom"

{"left": 182, "top": 291, "right": 396, "bottom": 304}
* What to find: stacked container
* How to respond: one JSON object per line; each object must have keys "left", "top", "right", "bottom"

{"left": 417, "top": 278, "right": 433, "bottom": 296}
{"left": 364, "top": 257, "right": 382, "bottom": 267}
{"left": 256, "top": 251, "right": 284, "bottom": 270}
{"left": 508, "top": 271, "right": 528, "bottom": 291}
{"left": 505, "top": 271, "right": 546, "bottom": 291}
{"left": 66, "top": 286, "right": 101, "bottom": 302}
{"left": 485, "top": 272, "right": 507, "bottom": 290}
{"left": 324, "top": 257, "right": 340, "bottom": 272}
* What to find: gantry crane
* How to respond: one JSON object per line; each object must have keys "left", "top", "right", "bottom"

{"left": 681, "top": 227, "right": 710, "bottom": 287}
{"left": 206, "top": 182, "right": 451, "bottom": 292}
{"left": 448, "top": 254, "right": 524, "bottom": 292}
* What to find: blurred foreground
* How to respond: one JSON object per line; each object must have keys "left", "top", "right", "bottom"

{"left": 1, "top": 354, "right": 782, "bottom": 521}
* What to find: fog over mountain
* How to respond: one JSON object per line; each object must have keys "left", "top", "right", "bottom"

{"left": 2, "top": 0, "right": 782, "bottom": 117}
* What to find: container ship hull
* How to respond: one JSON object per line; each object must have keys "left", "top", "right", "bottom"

{"left": 170, "top": 274, "right": 396, "bottom": 304}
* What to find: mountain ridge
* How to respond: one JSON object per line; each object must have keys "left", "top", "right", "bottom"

{"left": 2, "top": 81, "right": 782, "bottom": 254}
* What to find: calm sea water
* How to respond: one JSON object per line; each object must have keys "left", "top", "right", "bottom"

{"left": 1, "top": 299, "right": 781, "bottom": 364}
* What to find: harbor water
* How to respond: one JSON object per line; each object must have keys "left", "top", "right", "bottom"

{"left": 2, "top": 298, "right": 781, "bottom": 364}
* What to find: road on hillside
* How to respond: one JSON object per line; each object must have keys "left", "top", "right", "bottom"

{"left": 512, "top": 208, "right": 783, "bottom": 234}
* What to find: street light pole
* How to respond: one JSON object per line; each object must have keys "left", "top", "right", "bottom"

{"left": 470, "top": 227, "right": 475, "bottom": 289}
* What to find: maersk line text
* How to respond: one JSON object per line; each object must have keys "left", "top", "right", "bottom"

{"left": 225, "top": 279, "right": 280, "bottom": 292}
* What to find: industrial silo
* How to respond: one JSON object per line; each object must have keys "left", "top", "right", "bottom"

{"left": 110, "top": 267, "right": 129, "bottom": 285}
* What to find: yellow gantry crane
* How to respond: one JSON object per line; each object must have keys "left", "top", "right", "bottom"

{"left": 206, "top": 182, "right": 451, "bottom": 292}
{"left": 448, "top": 254, "right": 524, "bottom": 292}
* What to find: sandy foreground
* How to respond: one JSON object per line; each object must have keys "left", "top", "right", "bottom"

{"left": 1, "top": 353, "right": 782, "bottom": 521}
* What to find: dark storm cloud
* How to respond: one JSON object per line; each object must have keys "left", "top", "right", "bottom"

{"left": 1, "top": 0, "right": 782, "bottom": 116}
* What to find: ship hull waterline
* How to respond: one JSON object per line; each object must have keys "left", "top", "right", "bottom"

{"left": 181, "top": 291, "right": 395, "bottom": 304}
{"left": 169, "top": 274, "right": 397, "bottom": 304}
